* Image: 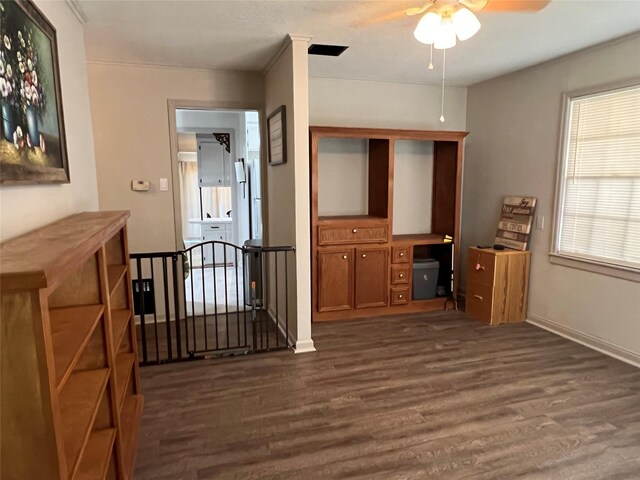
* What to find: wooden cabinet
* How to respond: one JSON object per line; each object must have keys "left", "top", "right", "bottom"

{"left": 198, "top": 136, "right": 231, "bottom": 186}
{"left": 310, "top": 126, "right": 467, "bottom": 322}
{"left": 1, "top": 211, "right": 143, "bottom": 480}
{"left": 317, "top": 249, "right": 353, "bottom": 312}
{"left": 466, "top": 247, "right": 531, "bottom": 325}
{"left": 354, "top": 247, "right": 388, "bottom": 308}
{"left": 200, "top": 220, "right": 233, "bottom": 265}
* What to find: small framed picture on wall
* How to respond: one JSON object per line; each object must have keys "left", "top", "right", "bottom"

{"left": 267, "top": 105, "right": 286, "bottom": 166}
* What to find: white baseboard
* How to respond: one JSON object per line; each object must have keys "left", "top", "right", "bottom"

{"left": 265, "top": 306, "right": 315, "bottom": 353}
{"left": 266, "top": 306, "right": 297, "bottom": 349}
{"left": 294, "top": 338, "right": 316, "bottom": 354}
{"left": 526, "top": 313, "right": 640, "bottom": 368}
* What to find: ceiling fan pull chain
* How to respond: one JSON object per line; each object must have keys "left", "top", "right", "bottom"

{"left": 428, "top": 44, "right": 434, "bottom": 70}
{"left": 440, "top": 48, "right": 446, "bottom": 123}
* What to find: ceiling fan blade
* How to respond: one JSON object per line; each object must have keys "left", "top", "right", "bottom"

{"left": 459, "top": 0, "right": 489, "bottom": 12}
{"left": 404, "top": 2, "right": 433, "bottom": 16}
{"left": 482, "top": 0, "right": 551, "bottom": 12}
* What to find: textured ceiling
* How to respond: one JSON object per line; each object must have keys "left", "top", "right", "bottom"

{"left": 80, "top": 0, "right": 640, "bottom": 86}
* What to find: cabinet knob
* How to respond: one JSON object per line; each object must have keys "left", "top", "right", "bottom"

{"left": 342, "top": 255, "right": 348, "bottom": 260}
{"left": 399, "top": 252, "right": 404, "bottom": 257}
{"left": 352, "top": 229, "right": 358, "bottom": 233}
{"left": 399, "top": 294, "right": 403, "bottom": 299}
{"left": 399, "top": 273, "right": 404, "bottom": 278}
{"left": 362, "top": 254, "right": 366, "bottom": 258}
{"left": 474, "top": 294, "right": 484, "bottom": 301}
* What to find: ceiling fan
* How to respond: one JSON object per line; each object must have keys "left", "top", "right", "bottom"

{"left": 405, "top": 0, "right": 550, "bottom": 17}
{"left": 406, "top": 0, "right": 550, "bottom": 48}
{"left": 399, "top": 0, "right": 549, "bottom": 123}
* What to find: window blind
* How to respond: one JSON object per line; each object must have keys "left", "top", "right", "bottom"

{"left": 558, "top": 85, "right": 640, "bottom": 269}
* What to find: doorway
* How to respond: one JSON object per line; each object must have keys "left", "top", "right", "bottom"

{"left": 172, "top": 107, "right": 264, "bottom": 316}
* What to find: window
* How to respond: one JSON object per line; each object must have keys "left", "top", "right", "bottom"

{"left": 553, "top": 84, "right": 640, "bottom": 276}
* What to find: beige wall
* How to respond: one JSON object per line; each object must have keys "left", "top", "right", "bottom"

{"left": 0, "top": 1, "right": 98, "bottom": 241}
{"left": 309, "top": 77, "right": 467, "bottom": 131}
{"left": 264, "top": 36, "right": 314, "bottom": 352}
{"left": 463, "top": 34, "right": 640, "bottom": 362}
{"left": 87, "top": 62, "right": 264, "bottom": 252}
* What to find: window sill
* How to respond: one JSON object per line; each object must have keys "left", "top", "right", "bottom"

{"left": 548, "top": 253, "right": 640, "bottom": 283}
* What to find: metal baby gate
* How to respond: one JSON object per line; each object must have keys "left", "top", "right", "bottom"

{"left": 129, "top": 241, "right": 294, "bottom": 365}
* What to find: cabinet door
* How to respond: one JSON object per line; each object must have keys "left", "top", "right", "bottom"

{"left": 355, "top": 247, "right": 388, "bottom": 308}
{"left": 202, "top": 230, "right": 226, "bottom": 265}
{"left": 317, "top": 249, "right": 353, "bottom": 312}
{"left": 198, "top": 141, "right": 226, "bottom": 186}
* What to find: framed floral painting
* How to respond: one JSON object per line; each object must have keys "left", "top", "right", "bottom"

{"left": 0, "top": 0, "right": 69, "bottom": 184}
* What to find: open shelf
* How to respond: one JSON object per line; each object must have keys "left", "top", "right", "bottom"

{"left": 121, "top": 394, "right": 144, "bottom": 477}
{"left": 392, "top": 233, "right": 452, "bottom": 245}
{"left": 0, "top": 212, "right": 142, "bottom": 479}
{"left": 50, "top": 305, "right": 105, "bottom": 390}
{"left": 410, "top": 297, "right": 450, "bottom": 308}
{"left": 116, "top": 352, "right": 135, "bottom": 410}
{"left": 111, "top": 309, "right": 131, "bottom": 351}
{"left": 74, "top": 428, "right": 116, "bottom": 480}
{"left": 107, "top": 265, "right": 127, "bottom": 297}
{"left": 59, "top": 368, "right": 110, "bottom": 478}
{"left": 318, "top": 214, "right": 387, "bottom": 223}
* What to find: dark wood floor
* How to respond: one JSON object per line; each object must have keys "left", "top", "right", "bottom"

{"left": 135, "top": 311, "right": 640, "bottom": 479}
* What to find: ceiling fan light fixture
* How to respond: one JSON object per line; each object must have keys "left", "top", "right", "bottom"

{"left": 414, "top": 11, "right": 441, "bottom": 44}
{"left": 434, "top": 20, "right": 456, "bottom": 49}
{"left": 453, "top": 7, "right": 481, "bottom": 41}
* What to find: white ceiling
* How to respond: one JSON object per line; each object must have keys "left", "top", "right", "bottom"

{"left": 79, "top": 0, "right": 640, "bottom": 87}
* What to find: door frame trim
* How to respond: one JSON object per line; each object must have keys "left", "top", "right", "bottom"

{"left": 167, "top": 99, "right": 266, "bottom": 251}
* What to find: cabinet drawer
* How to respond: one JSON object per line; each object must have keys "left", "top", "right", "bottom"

{"left": 318, "top": 225, "right": 388, "bottom": 246}
{"left": 391, "top": 246, "right": 410, "bottom": 264}
{"left": 466, "top": 282, "right": 494, "bottom": 324}
{"left": 203, "top": 224, "right": 229, "bottom": 231}
{"left": 390, "top": 265, "right": 410, "bottom": 285}
{"left": 467, "top": 250, "right": 496, "bottom": 286}
{"left": 390, "top": 287, "right": 409, "bottom": 305}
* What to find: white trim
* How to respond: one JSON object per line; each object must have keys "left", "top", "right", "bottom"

{"left": 266, "top": 305, "right": 316, "bottom": 353}
{"left": 267, "top": 306, "right": 297, "bottom": 348}
{"left": 527, "top": 313, "right": 640, "bottom": 368}
{"left": 166, "top": 99, "right": 266, "bottom": 251}
{"left": 294, "top": 339, "right": 316, "bottom": 354}
{"left": 65, "top": 0, "right": 88, "bottom": 24}
{"left": 85, "top": 59, "right": 261, "bottom": 77}
{"left": 263, "top": 34, "right": 313, "bottom": 76}
{"left": 549, "top": 253, "right": 640, "bottom": 283}
{"left": 550, "top": 78, "right": 640, "bottom": 279}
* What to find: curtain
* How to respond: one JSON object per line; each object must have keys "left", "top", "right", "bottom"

{"left": 179, "top": 160, "right": 233, "bottom": 241}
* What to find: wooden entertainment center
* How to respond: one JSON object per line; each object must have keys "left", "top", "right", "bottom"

{"left": 310, "top": 126, "right": 468, "bottom": 322}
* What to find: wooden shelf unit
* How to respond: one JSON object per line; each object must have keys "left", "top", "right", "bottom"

{"left": 1, "top": 211, "right": 143, "bottom": 480}
{"left": 311, "top": 126, "right": 467, "bottom": 322}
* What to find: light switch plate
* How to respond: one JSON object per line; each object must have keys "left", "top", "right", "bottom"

{"left": 131, "top": 180, "right": 150, "bottom": 192}
{"left": 159, "top": 178, "right": 169, "bottom": 191}
{"left": 536, "top": 216, "right": 544, "bottom": 230}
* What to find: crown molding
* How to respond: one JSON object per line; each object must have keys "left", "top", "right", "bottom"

{"left": 263, "top": 34, "right": 313, "bottom": 76}
{"left": 66, "top": 0, "right": 88, "bottom": 24}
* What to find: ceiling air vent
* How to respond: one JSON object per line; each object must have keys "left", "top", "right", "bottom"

{"left": 308, "top": 44, "right": 349, "bottom": 57}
